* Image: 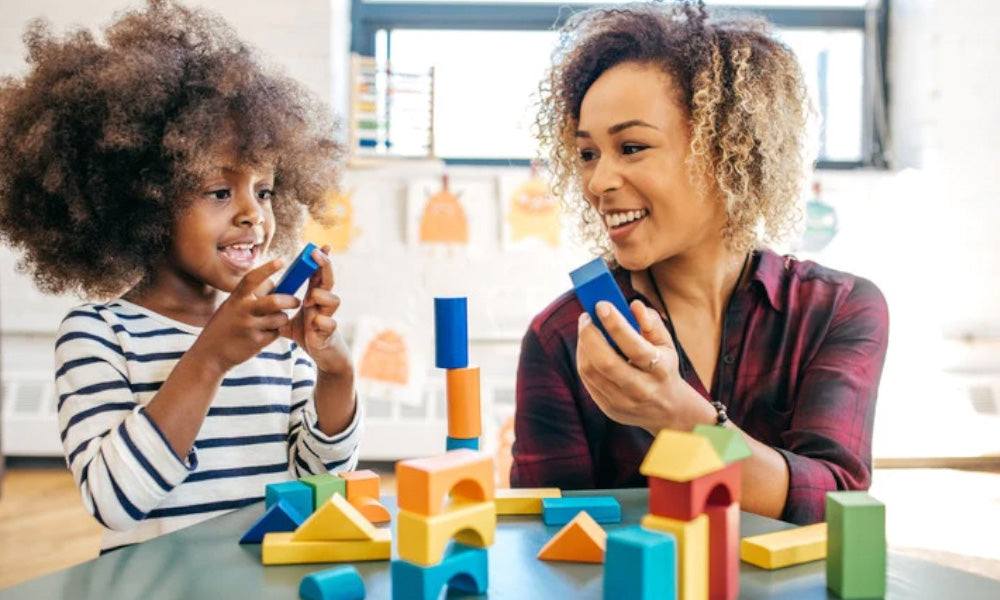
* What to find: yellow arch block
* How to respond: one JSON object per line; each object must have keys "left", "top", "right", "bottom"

{"left": 642, "top": 512, "right": 709, "bottom": 600}
{"left": 397, "top": 499, "right": 496, "bottom": 566}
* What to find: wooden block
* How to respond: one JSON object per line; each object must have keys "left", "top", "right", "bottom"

{"left": 434, "top": 297, "right": 468, "bottom": 368}
{"left": 261, "top": 528, "right": 391, "bottom": 565}
{"left": 648, "top": 462, "right": 742, "bottom": 523}
{"left": 299, "top": 565, "right": 366, "bottom": 600}
{"left": 604, "top": 525, "right": 678, "bottom": 599}
{"left": 299, "top": 473, "right": 347, "bottom": 511}
{"left": 351, "top": 495, "right": 392, "bottom": 524}
{"left": 639, "top": 430, "right": 725, "bottom": 482}
{"left": 339, "top": 469, "right": 381, "bottom": 504}
{"left": 265, "top": 480, "right": 313, "bottom": 520}
{"left": 494, "top": 488, "right": 562, "bottom": 515}
{"left": 446, "top": 367, "right": 482, "bottom": 438}
{"left": 396, "top": 450, "right": 494, "bottom": 516}
{"left": 537, "top": 511, "right": 607, "bottom": 563}
{"left": 692, "top": 425, "right": 752, "bottom": 464}
{"left": 396, "top": 500, "right": 496, "bottom": 566}
{"left": 642, "top": 513, "right": 709, "bottom": 600}
{"left": 390, "top": 543, "right": 488, "bottom": 600}
{"left": 445, "top": 436, "right": 479, "bottom": 451}
{"left": 239, "top": 500, "right": 305, "bottom": 544}
{"left": 826, "top": 492, "right": 886, "bottom": 599}
{"left": 541, "top": 496, "right": 621, "bottom": 525}
{"left": 570, "top": 257, "right": 639, "bottom": 349}
{"left": 292, "top": 494, "right": 377, "bottom": 542}
{"left": 706, "top": 503, "right": 740, "bottom": 600}
{"left": 740, "top": 522, "right": 827, "bottom": 570}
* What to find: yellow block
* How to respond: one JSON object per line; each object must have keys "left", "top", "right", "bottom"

{"left": 261, "top": 528, "right": 391, "bottom": 565}
{"left": 495, "top": 488, "right": 562, "bottom": 515}
{"left": 292, "top": 494, "right": 377, "bottom": 541}
{"left": 740, "top": 522, "right": 827, "bottom": 569}
{"left": 642, "top": 512, "right": 709, "bottom": 600}
{"left": 397, "top": 500, "right": 496, "bottom": 566}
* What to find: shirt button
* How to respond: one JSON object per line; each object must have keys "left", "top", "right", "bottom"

{"left": 723, "top": 354, "right": 735, "bottom": 365}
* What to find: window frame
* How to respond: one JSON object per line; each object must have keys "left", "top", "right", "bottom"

{"left": 350, "top": 0, "right": 890, "bottom": 169}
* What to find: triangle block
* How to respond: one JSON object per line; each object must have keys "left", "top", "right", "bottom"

{"left": 537, "top": 511, "right": 607, "bottom": 563}
{"left": 693, "top": 424, "right": 752, "bottom": 464}
{"left": 292, "top": 493, "right": 378, "bottom": 542}
{"left": 239, "top": 499, "right": 305, "bottom": 544}
{"left": 639, "top": 430, "right": 725, "bottom": 482}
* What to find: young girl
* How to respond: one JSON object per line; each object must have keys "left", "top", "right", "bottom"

{"left": 0, "top": 1, "right": 361, "bottom": 551}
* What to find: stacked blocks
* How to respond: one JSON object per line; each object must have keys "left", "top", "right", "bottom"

{"left": 265, "top": 480, "right": 313, "bottom": 521}
{"left": 340, "top": 470, "right": 391, "bottom": 524}
{"left": 638, "top": 428, "right": 751, "bottom": 600}
{"left": 604, "top": 525, "right": 678, "bottom": 599}
{"left": 262, "top": 494, "right": 391, "bottom": 565}
{"left": 435, "top": 297, "right": 482, "bottom": 451}
{"left": 537, "top": 510, "right": 607, "bottom": 563}
{"left": 392, "top": 450, "right": 496, "bottom": 599}
{"left": 826, "top": 491, "right": 886, "bottom": 599}
{"left": 299, "top": 565, "right": 366, "bottom": 600}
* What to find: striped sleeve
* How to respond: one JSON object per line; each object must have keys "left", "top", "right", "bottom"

{"left": 286, "top": 345, "right": 362, "bottom": 477}
{"left": 55, "top": 306, "right": 195, "bottom": 531}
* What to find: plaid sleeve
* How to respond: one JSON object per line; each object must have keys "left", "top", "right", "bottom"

{"left": 510, "top": 321, "right": 596, "bottom": 489}
{"left": 777, "top": 277, "right": 889, "bottom": 524}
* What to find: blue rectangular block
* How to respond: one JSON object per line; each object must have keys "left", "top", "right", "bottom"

{"left": 434, "top": 297, "right": 468, "bottom": 368}
{"left": 446, "top": 436, "right": 479, "bottom": 451}
{"left": 542, "top": 496, "right": 622, "bottom": 526}
{"left": 272, "top": 243, "right": 319, "bottom": 296}
{"left": 604, "top": 526, "right": 678, "bottom": 599}
{"left": 264, "top": 480, "right": 314, "bottom": 520}
{"left": 570, "top": 258, "right": 639, "bottom": 350}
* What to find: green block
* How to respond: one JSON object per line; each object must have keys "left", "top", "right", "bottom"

{"left": 692, "top": 424, "right": 752, "bottom": 463}
{"left": 299, "top": 473, "right": 347, "bottom": 510}
{"left": 826, "top": 491, "right": 886, "bottom": 599}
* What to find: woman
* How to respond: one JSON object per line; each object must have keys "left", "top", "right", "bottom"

{"left": 511, "top": 0, "right": 888, "bottom": 525}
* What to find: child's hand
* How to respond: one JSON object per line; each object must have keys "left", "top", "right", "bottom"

{"left": 195, "top": 259, "right": 301, "bottom": 374}
{"left": 281, "top": 245, "right": 353, "bottom": 378}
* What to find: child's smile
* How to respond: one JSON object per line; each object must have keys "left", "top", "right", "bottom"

{"left": 218, "top": 237, "right": 265, "bottom": 272}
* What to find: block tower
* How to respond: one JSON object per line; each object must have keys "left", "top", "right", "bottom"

{"left": 638, "top": 426, "right": 751, "bottom": 600}
{"left": 434, "top": 297, "right": 482, "bottom": 451}
{"left": 391, "top": 450, "right": 496, "bottom": 599}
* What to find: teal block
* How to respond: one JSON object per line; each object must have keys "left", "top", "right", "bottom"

{"left": 300, "top": 565, "right": 366, "bottom": 600}
{"left": 542, "top": 496, "right": 621, "bottom": 525}
{"left": 604, "top": 526, "right": 678, "bottom": 599}
{"left": 446, "top": 436, "right": 479, "bottom": 451}
{"left": 239, "top": 499, "right": 305, "bottom": 544}
{"left": 265, "top": 480, "right": 314, "bottom": 519}
{"left": 390, "top": 543, "right": 488, "bottom": 600}
{"left": 826, "top": 491, "right": 886, "bottom": 599}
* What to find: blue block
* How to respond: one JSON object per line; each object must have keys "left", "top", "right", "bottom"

{"left": 265, "top": 480, "right": 314, "bottom": 519}
{"left": 272, "top": 243, "right": 320, "bottom": 296}
{"left": 570, "top": 258, "right": 639, "bottom": 350}
{"left": 604, "top": 526, "right": 678, "bottom": 599}
{"left": 541, "top": 496, "right": 622, "bottom": 526}
{"left": 239, "top": 499, "right": 305, "bottom": 544}
{"left": 300, "top": 565, "right": 366, "bottom": 600}
{"left": 446, "top": 436, "right": 479, "bottom": 451}
{"left": 391, "top": 543, "right": 488, "bottom": 600}
{"left": 434, "top": 297, "right": 468, "bottom": 368}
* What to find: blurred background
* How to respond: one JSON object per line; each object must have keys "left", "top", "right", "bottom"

{"left": 1, "top": 0, "right": 999, "bottom": 589}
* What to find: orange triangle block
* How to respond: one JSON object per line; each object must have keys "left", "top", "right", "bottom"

{"left": 292, "top": 494, "right": 377, "bottom": 542}
{"left": 537, "top": 511, "right": 607, "bottom": 563}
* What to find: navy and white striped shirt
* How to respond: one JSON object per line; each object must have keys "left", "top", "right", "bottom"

{"left": 55, "top": 299, "right": 362, "bottom": 550}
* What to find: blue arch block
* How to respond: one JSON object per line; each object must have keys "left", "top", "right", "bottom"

{"left": 446, "top": 436, "right": 479, "bottom": 451}
{"left": 299, "top": 565, "right": 366, "bottom": 600}
{"left": 604, "top": 526, "right": 677, "bottom": 599}
{"left": 239, "top": 499, "right": 305, "bottom": 544}
{"left": 265, "top": 480, "right": 314, "bottom": 520}
{"left": 434, "top": 297, "right": 468, "bottom": 368}
{"left": 391, "top": 543, "right": 488, "bottom": 600}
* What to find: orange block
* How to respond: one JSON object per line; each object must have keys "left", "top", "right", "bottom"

{"left": 351, "top": 495, "right": 391, "bottom": 524}
{"left": 707, "top": 503, "right": 740, "bottom": 600}
{"left": 396, "top": 450, "right": 495, "bottom": 516}
{"left": 339, "top": 470, "right": 381, "bottom": 503}
{"left": 537, "top": 511, "right": 607, "bottom": 564}
{"left": 446, "top": 367, "right": 482, "bottom": 438}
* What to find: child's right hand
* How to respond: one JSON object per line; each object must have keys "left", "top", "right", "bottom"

{"left": 194, "top": 259, "right": 301, "bottom": 374}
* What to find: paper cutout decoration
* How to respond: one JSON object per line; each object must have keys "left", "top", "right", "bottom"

{"left": 418, "top": 174, "right": 468, "bottom": 245}
{"left": 352, "top": 316, "right": 425, "bottom": 407}
{"left": 359, "top": 328, "right": 410, "bottom": 385}
{"left": 505, "top": 172, "right": 560, "bottom": 247}
{"left": 301, "top": 189, "right": 362, "bottom": 253}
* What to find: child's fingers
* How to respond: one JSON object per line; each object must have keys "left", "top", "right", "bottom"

{"left": 307, "top": 288, "right": 341, "bottom": 316}
{"left": 251, "top": 293, "right": 300, "bottom": 316}
{"left": 235, "top": 258, "right": 285, "bottom": 298}
{"left": 309, "top": 245, "right": 334, "bottom": 292}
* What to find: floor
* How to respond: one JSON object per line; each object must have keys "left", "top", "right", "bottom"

{"left": 0, "top": 461, "right": 998, "bottom": 591}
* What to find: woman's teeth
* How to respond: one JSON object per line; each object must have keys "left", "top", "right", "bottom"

{"left": 606, "top": 209, "right": 648, "bottom": 228}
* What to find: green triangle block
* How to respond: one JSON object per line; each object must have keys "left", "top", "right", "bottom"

{"left": 300, "top": 473, "right": 347, "bottom": 511}
{"left": 692, "top": 424, "right": 752, "bottom": 464}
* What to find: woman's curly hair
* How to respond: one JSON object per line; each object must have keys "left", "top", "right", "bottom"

{"left": 535, "top": 0, "right": 811, "bottom": 257}
{"left": 0, "top": 0, "right": 342, "bottom": 299}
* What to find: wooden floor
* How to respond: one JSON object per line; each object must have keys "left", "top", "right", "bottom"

{"left": 1, "top": 461, "right": 998, "bottom": 591}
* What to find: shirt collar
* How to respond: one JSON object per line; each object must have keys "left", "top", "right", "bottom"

{"left": 750, "top": 249, "right": 787, "bottom": 312}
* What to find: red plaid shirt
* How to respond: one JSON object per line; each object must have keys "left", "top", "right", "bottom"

{"left": 511, "top": 249, "right": 889, "bottom": 524}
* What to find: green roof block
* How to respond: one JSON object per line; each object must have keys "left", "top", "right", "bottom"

{"left": 692, "top": 424, "right": 752, "bottom": 464}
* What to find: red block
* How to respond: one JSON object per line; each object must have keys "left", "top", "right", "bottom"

{"left": 648, "top": 461, "right": 742, "bottom": 521}
{"left": 706, "top": 502, "right": 740, "bottom": 600}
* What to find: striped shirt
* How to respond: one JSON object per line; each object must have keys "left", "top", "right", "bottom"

{"left": 55, "top": 299, "right": 363, "bottom": 550}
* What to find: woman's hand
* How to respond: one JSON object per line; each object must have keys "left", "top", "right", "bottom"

{"left": 576, "top": 299, "right": 714, "bottom": 434}
{"left": 281, "top": 245, "right": 353, "bottom": 379}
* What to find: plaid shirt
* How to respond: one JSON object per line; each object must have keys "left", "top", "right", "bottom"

{"left": 511, "top": 249, "right": 889, "bottom": 524}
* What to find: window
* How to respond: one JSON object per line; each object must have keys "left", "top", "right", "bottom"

{"left": 351, "top": 0, "right": 889, "bottom": 168}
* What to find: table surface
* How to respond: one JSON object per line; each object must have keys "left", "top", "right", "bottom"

{"left": 2, "top": 488, "right": 998, "bottom": 599}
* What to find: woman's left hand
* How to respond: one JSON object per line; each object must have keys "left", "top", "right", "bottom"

{"left": 577, "top": 299, "right": 712, "bottom": 434}
{"left": 281, "top": 245, "right": 353, "bottom": 378}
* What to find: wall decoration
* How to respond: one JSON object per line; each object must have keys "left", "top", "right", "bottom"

{"left": 498, "top": 167, "right": 561, "bottom": 250}
{"left": 301, "top": 189, "right": 362, "bottom": 253}
{"left": 352, "top": 316, "right": 425, "bottom": 407}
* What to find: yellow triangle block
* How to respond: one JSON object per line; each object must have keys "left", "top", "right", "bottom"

{"left": 292, "top": 493, "right": 377, "bottom": 542}
{"left": 537, "top": 511, "right": 607, "bottom": 563}
{"left": 639, "top": 430, "right": 725, "bottom": 482}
